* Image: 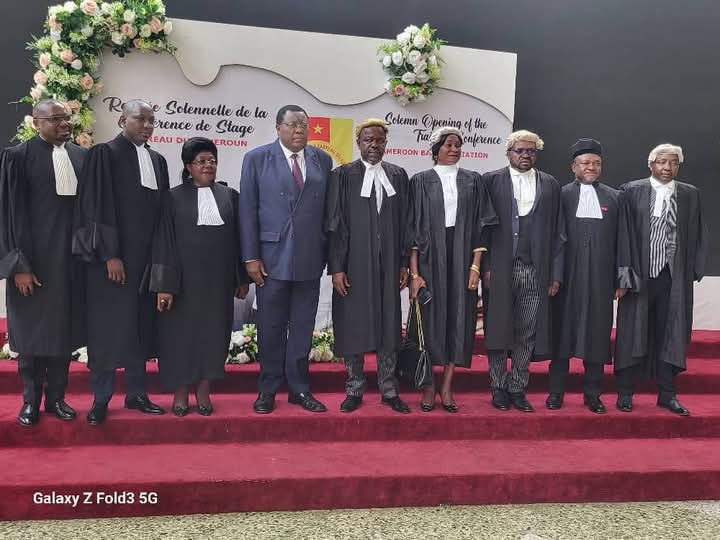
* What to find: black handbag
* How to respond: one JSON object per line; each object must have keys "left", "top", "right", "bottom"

{"left": 396, "top": 300, "right": 433, "bottom": 389}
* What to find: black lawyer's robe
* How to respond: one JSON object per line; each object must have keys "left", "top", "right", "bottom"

{"left": 481, "top": 166, "right": 564, "bottom": 359}
{"left": 406, "top": 167, "right": 497, "bottom": 368}
{"left": 324, "top": 160, "right": 409, "bottom": 357}
{"left": 553, "top": 180, "right": 622, "bottom": 365}
{"left": 0, "top": 137, "right": 87, "bottom": 356}
{"left": 150, "top": 182, "right": 246, "bottom": 390}
{"left": 615, "top": 178, "right": 707, "bottom": 373}
{"left": 73, "top": 133, "right": 169, "bottom": 370}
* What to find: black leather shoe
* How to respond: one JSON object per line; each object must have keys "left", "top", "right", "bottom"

{"left": 17, "top": 403, "right": 39, "bottom": 427}
{"left": 288, "top": 392, "right": 327, "bottom": 412}
{"left": 197, "top": 404, "right": 214, "bottom": 416}
{"left": 616, "top": 394, "right": 633, "bottom": 412}
{"left": 545, "top": 393, "right": 564, "bottom": 410}
{"left": 584, "top": 395, "right": 607, "bottom": 414}
{"left": 87, "top": 401, "right": 108, "bottom": 425}
{"left": 491, "top": 389, "right": 511, "bottom": 411}
{"left": 253, "top": 392, "right": 276, "bottom": 414}
{"left": 125, "top": 395, "right": 166, "bottom": 415}
{"left": 658, "top": 396, "right": 690, "bottom": 416}
{"left": 340, "top": 395, "right": 362, "bottom": 413}
{"left": 45, "top": 400, "right": 77, "bottom": 420}
{"left": 509, "top": 392, "right": 534, "bottom": 412}
{"left": 382, "top": 396, "right": 410, "bottom": 414}
{"left": 171, "top": 404, "right": 189, "bottom": 417}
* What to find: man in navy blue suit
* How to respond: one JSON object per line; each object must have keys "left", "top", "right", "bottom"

{"left": 239, "top": 105, "right": 334, "bottom": 413}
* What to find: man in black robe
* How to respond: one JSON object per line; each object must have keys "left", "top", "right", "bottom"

{"left": 0, "top": 100, "right": 86, "bottom": 426}
{"left": 547, "top": 138, "right": 628, "bottom": 414}
{"left": 73, "top": 100, "right": 168, "bottom": 424}
{"left": 615, "top": 143, "right": 707, "bottom": 415}
{"left": 324, "top": 118, "right": 410, "bottom": 414}
{"left": 482, "top": 130, "right": 564, "bottom": 412}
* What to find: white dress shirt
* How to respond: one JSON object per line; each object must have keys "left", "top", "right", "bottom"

{"left": 197, "top": 186, "right": 225, "bottom": 226}
{"left": 576, "top": 183, "right": 603, "bottom": 219}
{"left": 51, "top": 142, "right": 78, "bottom": 196}
{"left": 360, "top": 160, "right": 396, "bottom": 213}
{"left": 434, "top": 164, "right": 459, "bottom": 227}
{"left": 650, "top": 177, "right": 675, "bottom": 217}
{"left": 509, "top": 166, "right": 536, "bottom": 216}
{"left": 280, "top": 143, "right": 306, "bottom": 180}
{"left": 134, "top": 143, "right": 158, "bottom": 190}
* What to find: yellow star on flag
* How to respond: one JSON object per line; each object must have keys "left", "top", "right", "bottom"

{"left": 313, "top": 124, "right": 324, "bottom": 134}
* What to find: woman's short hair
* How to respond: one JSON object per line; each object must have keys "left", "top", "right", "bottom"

{"left": 505, "top": 130, "right": 544, "bottom": 152}
{"left": 648, "top": 143, "right": 684, "bottom": 165}
{"left": 181, "top": 137, "right": 218, "bottom": 182}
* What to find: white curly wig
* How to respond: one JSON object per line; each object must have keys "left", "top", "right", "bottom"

{"left": 648, "top": 143, "right": 684, "bottom": 164}
{"left": 505, "top": 130, "right": 545, "bottom": 152}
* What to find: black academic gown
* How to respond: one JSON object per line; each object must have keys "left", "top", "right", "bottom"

{"left": 406, "top": 167, "right": 497, "bottom": 367}
{"left": 150, "top": 182, "right": 244, "bottom": 390}
{"left": 73, "top": 133, "right": 169, "bottom": 370}
{"left": 0, "top": 137, "right": 86, "bottom": 356}
{"left": 553, "top": 180, "right": 621, "bottom": 365}
{"left": 324, "top": 160, "right": 409, "bottom": 357}
{"left": 615, "top": 178, "right": 707, "bottom": 372}
{"left": 481, "top": 166, "right": 564, "bottom": 359}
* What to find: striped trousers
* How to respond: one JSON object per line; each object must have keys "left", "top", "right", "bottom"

{"left": 487, "top": 259, "right": 541, "bottom": 393}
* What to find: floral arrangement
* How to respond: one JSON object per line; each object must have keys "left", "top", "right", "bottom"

{"left": 17, "top": 0, "right": 175, "bottom": 145}
{"left": 1, "top": 342, "right": 16, "bottom": 360}
{"left": 378, "top": 23, "right": 444, "bottom": 106}
{"left": 309, "top": 330, "right": 337, "bottom": 363}
{"left": 71, "top": 346, "right": 88, "bottom": 363}
{"left": 227, "top": 324, "right": 258, "bottom": 364}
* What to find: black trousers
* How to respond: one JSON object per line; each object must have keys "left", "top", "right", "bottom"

{"left": 18, "top": 354, "right": 70, "bottom": 405}
{"left": 548, "top": 357, "right": 604, "bottom": 397}
{"left": 89, "top": 363, "right": 148, "bottom": 404}
{"left": 615, "top": 266, "right": 676, "bottom": 400}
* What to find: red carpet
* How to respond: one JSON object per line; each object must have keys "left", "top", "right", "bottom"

{"left": 0, "top": 331, "right": 719, "bottom": 520}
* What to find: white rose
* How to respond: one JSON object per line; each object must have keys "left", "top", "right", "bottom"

{"left": 63, "top": 1, "right": 77, "bottom": 13}
{"left": 71, "top": 59, "right": 83, "bottom": 70}
{"left": 404, "top": 25, "right": 420, "bottom": 35}
{"left": 123, "top": 9, "right": 136, "bottom": 23}
{"left": 416, "top": 71, "right": 430, "bottom": 83}
{"left": 401, "top": 71, "right": 416, "bottom": 84}
{"left": 140, "top": 24, "right": 152, "bottom": 38}
{"left": 415, "top": 93, "right": 427, "bottom": 103}
{"left": 111, "top": 31, "right": 124, "bottom": 45}
{"left": 407, "top": 50, "right": 422, "bottom": 66}
{"left": 383, "top": 80, "right": 392, "bottom": 92}
{"left": 382, "top": 55, "right": 392, "bottom": 67}
{"left": 24, "top": 115, "right": 34, "bottom": 127}
{"left": 48, "top": 5, "right": 63, "bottom": 16}
{"left": 397, "top": 95, "right": 409, "bottom": 107}
{"left": 50, "top": 30, "right": 62, "bottom": 42}
{"left": 237, "top": 352, "right": 250, "bottom": 364}
{"left": 413, "top": 61, "right": 427, "bottom": 75}
{"left": 413, "top": 35, "right": 426, "bottom": 49}
{"left": 428, "top": 55, "right": 437, "bottom": 66}
{"left": 391, "top": 51, "right": 403, "bottom": 66}
{"left": 158, "top": 4, "right": 166, "bottom": 14}
{"left": 51, "top": 42, "right": 61, "bottom": 55}
{"left": 396, "top": 32, "right": 410, "bottom": 45}
{"left": 163, "top": 20, "right": 173, "bottom": 34}
{"left": 81, "top": 25, "right": 94, "bottom": 37}
{"left": 101, "top": 2, "right": 112, "bottom": 14}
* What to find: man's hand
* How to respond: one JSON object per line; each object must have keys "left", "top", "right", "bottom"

{"left": 235, "top": 283, "right": 250, "bottom": 299}
{"left": 548, "top": 280, "right": 560, "bottom": 297}
{"left": 399, "top": 267, "right": 409, "bottom": 290}
{"left": 106, "top": 258, "right": 126, "bottom": 285}
{"left": 245, "top": 260, "right": 268, "bottom": 287}
{"left": 157, "top": 292, "right": 174, "bottom": 312}
{"left": 409, "top": 275, "right": 427, "bottom": 300}
{"left": 482, "top": 271, "right": 491, "bottom": 290}
{"left": 615, "top": 287, "right": 627, "bottom": 300}
{"left": 14, "top": 272, "right": 41, "bottom": 296}
{"left": 332, "top": 272, "right": 351, "bottom": 297}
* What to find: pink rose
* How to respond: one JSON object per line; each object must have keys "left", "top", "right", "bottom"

{"left": 149, "top": 17, "right": 163, "bottom": 34}
{"left": 243, "top": 336, "right": 252, "bottom": 343}
{"left": 60, "top": 49, "right": 76, "bottom": 64}
{"left": 133, "top": 38, "right": 142, "bottom": 49}
{"left": 75, "top": 132, "right": 93, "bottom": 148}
{"left": 33, "top": 70, "right": 48, "bottom": 85}
{"left": 93, "top": 81, "right": 104, "bottom": 94}
{"left": 80, "top": 73, "right": 95, "bottom": 91}
{"left": 30, "top": 85, "right": 45, "bottom": 101}
{"left": 120, "top": 23, "right": 137, "bottom": 38}
{"left": 48, "top": 15, "right": 62, "bottom": 32}
{"left": 394, "top": 84, "right": 405, "bottom": 96}
{"left": 80, "top": 0, "right": 98, "bottom": 15}
{"left": 39, "top": 53, "right": 52, "bottom": 69}
{"left": 66, "top": 100, "right": 82, "bottom": 113}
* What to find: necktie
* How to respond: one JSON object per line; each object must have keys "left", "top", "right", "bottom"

{"left": 290, "top": 154, "right": 304, "bottom": 190}
{"left": 52, "top": 144, "right": 78, "bottom": 196}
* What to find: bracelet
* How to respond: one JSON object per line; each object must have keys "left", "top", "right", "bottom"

{"left": 469, "top": 265, "right": 480, "bottom": 275}
{"left": 410, "top": 272, "right": 419, "bottom": 280}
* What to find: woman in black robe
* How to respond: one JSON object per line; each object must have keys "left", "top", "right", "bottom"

{"left": 407, "top": 127, "right": 497, "bottom": 412}
{"left": 151, "top": 138, "right": 248, "bottom": 416}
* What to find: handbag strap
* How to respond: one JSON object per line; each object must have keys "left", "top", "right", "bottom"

{"left": 414, "top": 300, "right": 425, "bottom": 352}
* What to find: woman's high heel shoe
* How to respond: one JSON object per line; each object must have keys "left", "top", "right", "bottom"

{"left": 172, "top": 404, "right": 189, "bottom": 417}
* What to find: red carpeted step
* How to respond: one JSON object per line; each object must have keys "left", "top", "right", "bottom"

{"left": 2, "top": 392, "right": 719, "bottom": 447}
{"left": 0, "top": 357, "right": 719, "bottom": 394}
{"left": 2, "top": 437, "right": 720, "bottom": 520}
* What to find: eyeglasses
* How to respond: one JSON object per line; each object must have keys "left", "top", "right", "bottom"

{"left": 511, "top": 148, "right": 538, "bottom": 156}
{"left": 191, "top": 158, "right": 218, "bottom": 166}
{"left": 34, "top": 115, "right": 71, "bottom": 124}
{"left": 281, "top": 122, "right": 308, "bottom": 130}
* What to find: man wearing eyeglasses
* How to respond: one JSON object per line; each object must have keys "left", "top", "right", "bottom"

{"left": 0, "top": 100, "right": 87, "bottom": 426}
{"left": 239, "top": 105, "right": 334, "bottom": 414}
{"left": 481, "top": 130, "right": 564, "bottom": 412}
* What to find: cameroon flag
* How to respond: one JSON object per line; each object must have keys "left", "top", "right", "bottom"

{"left": 307, "top": 116, "right": 354, "bottom": 165}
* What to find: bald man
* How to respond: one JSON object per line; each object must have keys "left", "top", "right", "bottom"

{"left": 0, "top": 100, "right": 87, "bottom": 426}
{"left": 74, "top": 99, "right": 169, "bottom": 424}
